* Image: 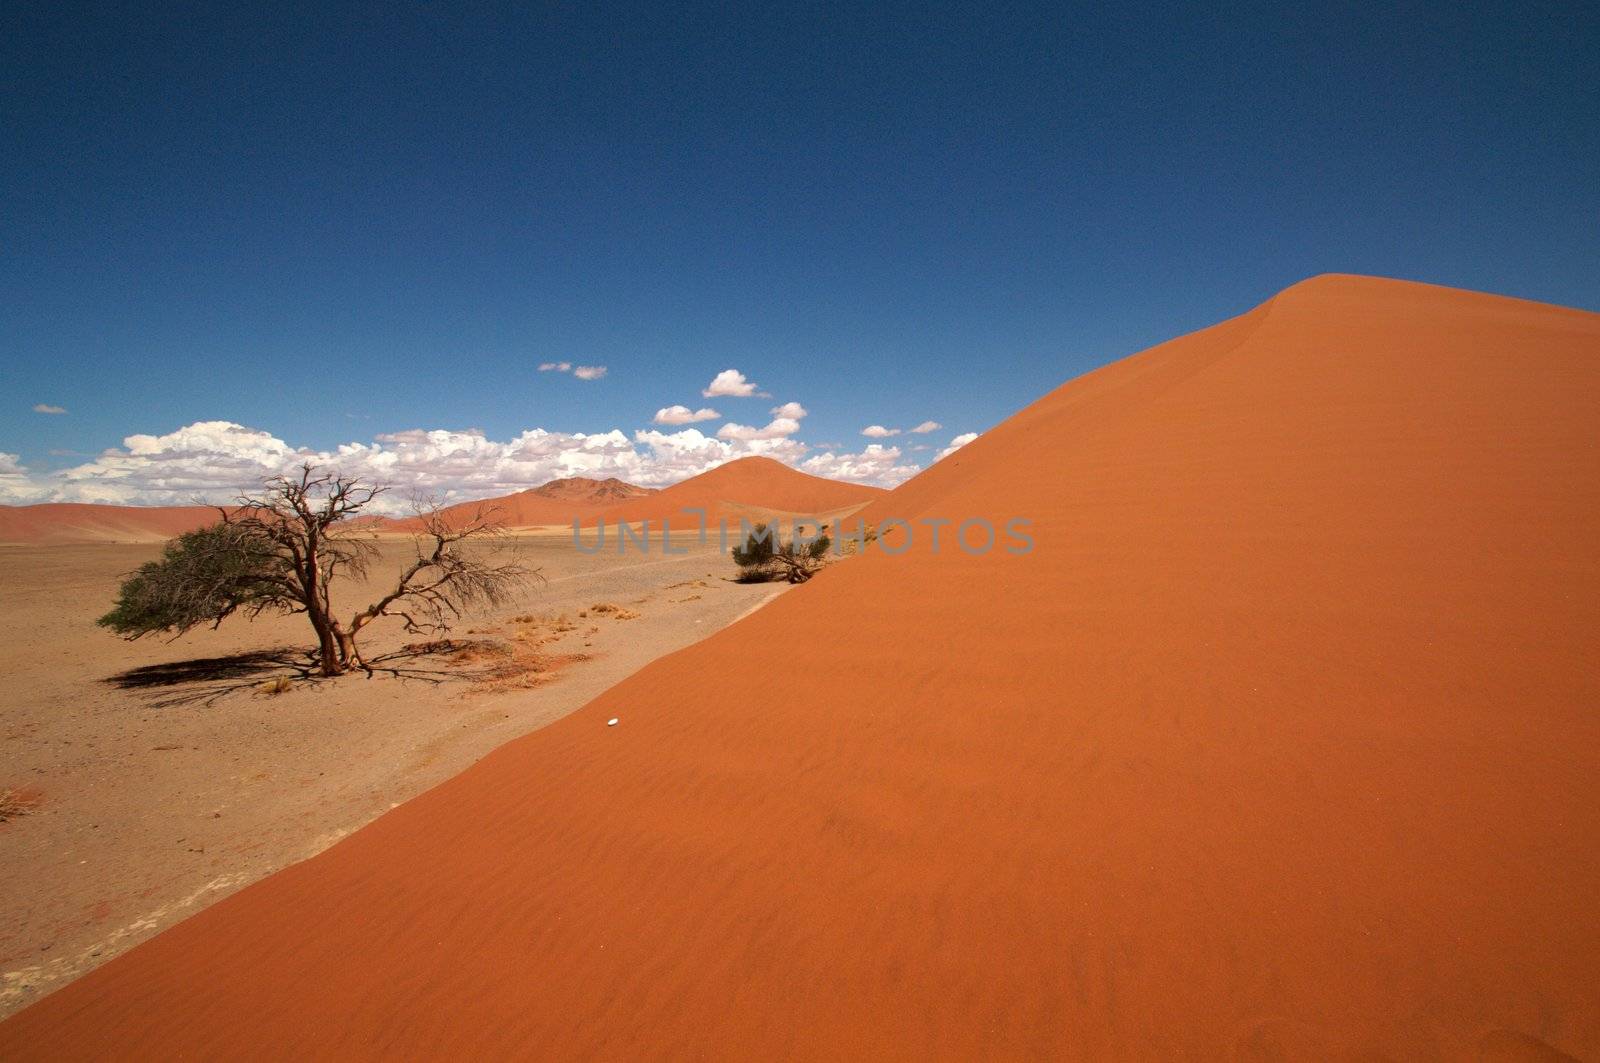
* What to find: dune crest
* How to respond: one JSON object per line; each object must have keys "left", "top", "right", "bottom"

{"left": 380, "top": 475, "right": 658, "bottom": 531}
{"left": 584, "top": 455, "right": 886, "bottom": 527}
{"left": 2, "top": 274, "right": 1596, "bottom": 1058}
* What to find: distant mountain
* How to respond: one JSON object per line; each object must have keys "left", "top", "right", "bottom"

{"left": 529, "top": 476, "right": 654, "bottom": 504}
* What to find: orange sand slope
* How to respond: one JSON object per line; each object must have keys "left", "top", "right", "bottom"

{"left": 5, "top": 274, "right": 1598, "bottom": 1059}
{"left": 0, "top": 502, "right": 220, "bottom": 544}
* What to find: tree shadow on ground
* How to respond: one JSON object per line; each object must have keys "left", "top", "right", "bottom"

{"left": 106, "top": 643, "right": 465, "bottom": 708}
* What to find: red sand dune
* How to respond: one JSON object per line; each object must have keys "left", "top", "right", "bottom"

{"left": 4, "top": 275, "right": 1598, "bottom": 1059}
{"left": 585, "top": 455, "right": 885, "bottom": 526}
{"left": 381, "top": 476, "right": 658, "bottom": 531}
{"left": 0, "top": 502, "right": 221, "bottom": 544}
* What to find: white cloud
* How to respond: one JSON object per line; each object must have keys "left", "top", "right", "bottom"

{"left": 769, "top": 401, "right": 808, "bottom": 419}
{"left": 861, "top": 424, "right": 900, "bottom": 438}
{"left": 634, "top": 427, "right": 807, "bottom": 477}
{"left": 909, "top": 420, "right": 941, "bottom": 434}
{"left": 1, "top": 452, "right": 42, "bottom": 502}
{"left": 33, "top": 404, "right": 67, "bottom": 415}
{"left": 6, "top": 419, "right": 823, "bottom": 512}
{"left": 801, "top": 445, "right": 920, "bottom": 488}
{"left": 702, "top": 369, "right": 767, "bottom": 398}
{"left": 538, "top": 362, "right": 606, "bottom": 380}
{"left": 652, "top": 405, "right": 721, "bottom": 425}
{"left": 716, "top": 417, "right": 802, "bottom": 442}
{"left": 938, "top": 432, "right": 979, "bottom": 460}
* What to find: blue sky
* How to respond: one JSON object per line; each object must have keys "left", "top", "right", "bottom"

{"left": 3, "top": 2, "right": 1597, "bottom": 503}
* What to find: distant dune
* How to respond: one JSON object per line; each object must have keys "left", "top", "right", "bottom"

{"left": 4, "top": 275, "right": 1597, "bottom": 1058}
{"left": 379, "top": 476, "right": 658, "bottom": 532}
{"left": 585, "top": 455, "right": 885, "bottom": 527}
{"left": 0, "top": 502, "right": 221, "bottom": 545}
{"left": 0, "top": 461, "right": 880, "bottom": 543}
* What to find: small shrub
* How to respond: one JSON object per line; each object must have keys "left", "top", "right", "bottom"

{"left": 732, "top": 524, "right": 831, "bottom": 584}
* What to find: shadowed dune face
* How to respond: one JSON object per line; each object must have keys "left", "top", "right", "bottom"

{"left": 3, "top": 275, "right": 1597, "bottom": 1058}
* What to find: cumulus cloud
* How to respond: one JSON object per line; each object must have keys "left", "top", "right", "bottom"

{"left": 801, "top": 445, "right": 920, "bottom": 488}
{"left": 634, "top": 427, "right": 807, "bottom": 474}
{"left": 33, "top": 404, "right": 67, "bottom": 415}
{"left": 861, "top": 424, "right": 900, "bottom": 438}
{"left": 1, "top": 452, "right": 42, "bottom": 502}
{"left": 652, "top": 405, "right": 721, "bottom": 425}
{"left": 909, "top": 420, "right": 941, "bottom": 434}
{"left": 716, "top": 417, "right": 801, "bottom": 442}
{"left": 5, "top": 419, "right": 825, "bottom": 511}
{"left": 537, "top": 362, "right": 572, "bottom": 372}
{"left": 702, "top": 369, "right": 768, "bottom": 398}
{"left": 938, "top": 431, "right": 979, "bottom": 460}
{"left": 715, "top": 398, "right": 809, "bottom": 442}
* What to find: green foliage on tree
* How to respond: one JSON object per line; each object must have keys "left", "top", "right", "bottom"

{"left": 98, "top": 523, "right": 281, "bottom": 637}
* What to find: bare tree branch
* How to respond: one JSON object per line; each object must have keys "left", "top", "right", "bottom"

{"left": 101, "top": 464, "right": 538, "bottom": 677}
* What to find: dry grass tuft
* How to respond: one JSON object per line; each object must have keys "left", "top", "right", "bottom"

{"left": 258, "top": 676, "right": 293, "bottom": 695}
{"left": 447, "top": 640, "right": 515, "bottom": 665}
{"left": 473, "top": 650, "right": 593, "bottom": 692}
{"left": 506, "top": 613, "right": 580, "bottom": 650}
{"left": 407, "top": 636, "right": 595, "bottom": 693}
{"left": 1, "top": 787, "right": 41, "bottom": 823}
{"left": 402, "top": 638, "right": 466, "bottom": 655}
{"left": 589, "top": 602, "right": 619, "bottom": 614}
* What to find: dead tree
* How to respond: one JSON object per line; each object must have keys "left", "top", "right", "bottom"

{"left": 100, "top": 464, "right": 534, "bottom": 676}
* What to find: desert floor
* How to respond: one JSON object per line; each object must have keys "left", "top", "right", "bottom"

{"left": 0, "top": 531, "right": 781, "bottom": 1016}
